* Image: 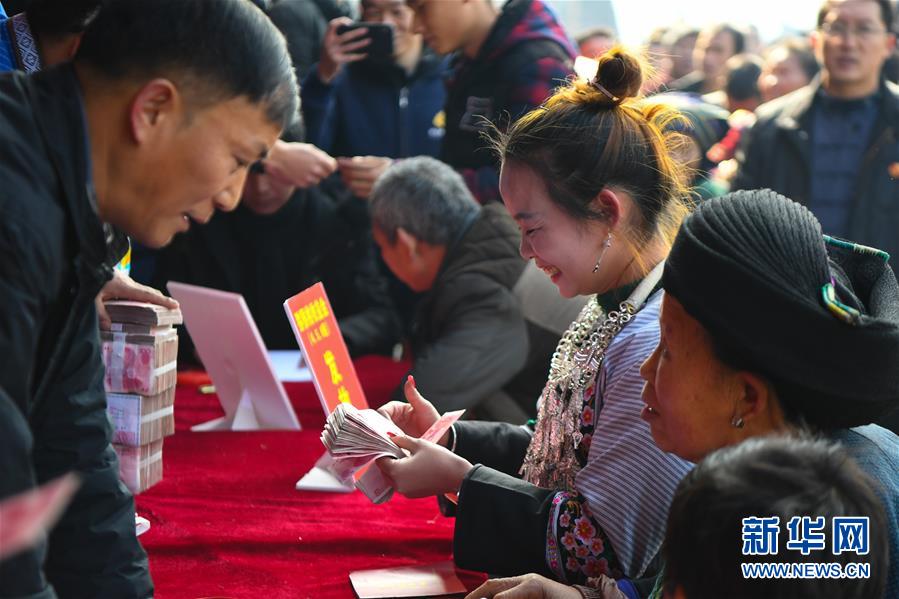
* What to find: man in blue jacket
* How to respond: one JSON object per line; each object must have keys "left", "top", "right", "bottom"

{"left": 301, "top": 0, "right": 447, "bottom": 200}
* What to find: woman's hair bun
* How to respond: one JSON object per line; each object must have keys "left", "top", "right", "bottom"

{"left": 590, "top": 46, "right": 644, "bottom": 105}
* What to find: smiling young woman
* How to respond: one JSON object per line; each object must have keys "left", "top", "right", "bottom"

{"left": 377, "top": 46, "right": 696, "bottom": 585}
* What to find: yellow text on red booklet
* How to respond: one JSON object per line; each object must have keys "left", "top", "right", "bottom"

{"left": 283, "top": 283, "right": 368, "bottom": 414}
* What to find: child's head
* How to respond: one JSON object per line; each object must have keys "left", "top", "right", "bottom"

{"left": 663, "top": 436, "right": 888, "bottom": 599}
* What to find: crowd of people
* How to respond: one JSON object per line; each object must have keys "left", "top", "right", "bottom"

{"left": 0, "top": 0, "right": 897, "bottom": 598}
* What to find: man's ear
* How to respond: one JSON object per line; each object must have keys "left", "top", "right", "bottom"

{"left": 396, "top": 227, "right": 419, "bottom": 259}
{"left": 64, "top": 34, "right": 84, "bottom": 61}
{"left": 128, "top": 78, "right": 180, "bottom": 144}
{"left": 809, "top": 30, "right": 822, "bottom": 55}
{"left": 885, "top": 32, "right": 897, "bottom": 56}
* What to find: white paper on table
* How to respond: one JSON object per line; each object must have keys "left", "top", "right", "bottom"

{"left": 0, "top": 474, "right": 80, "bottom": 560}
{"left": 267, "top": 350, "right": 312, "bottom": 382}
{"left": 135, "top": 515, "right": 151, "bottom": 537}
{"left": 349, "top": 560, "right": 467, "bottom": 598}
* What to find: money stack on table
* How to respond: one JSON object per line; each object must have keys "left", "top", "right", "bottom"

{"left": 101, "top": 301, "right": 182, "bottom": 494}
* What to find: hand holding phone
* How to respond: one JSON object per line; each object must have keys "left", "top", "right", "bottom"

{"left": 336, "top": 22, "right": 394, "bottom": 62}
{"left": 318, "top": 17, "right": 394, "bottom": 84}
{"left": 318, "top": 17, "right": 371, "bottom": 83}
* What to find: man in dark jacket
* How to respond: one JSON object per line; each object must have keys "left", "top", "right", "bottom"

{"left": 302, "top": 0, "right": 447, "bottom": 200}
{"left": 0, "top": 1, "right": 297, "bottom": 597}
{"left": 407, "top": 0, "right": 575, "bottom": 204}
{"left": 300, "top": 0, "right": 448, "bottom": 333}
{"left": 733, "top": 0, "right": 899, "bottom": 273}
{"left": 266, "top": 0, "right": 327, "bottom": 81}
{"left": 264, "top": 0, "right": 352, "bottom": 81}
{"left": 370, "top": 157, "right": 585, "bottom": 422}
{"left": 151, "top": 168, "right": 400, "bottom": 360}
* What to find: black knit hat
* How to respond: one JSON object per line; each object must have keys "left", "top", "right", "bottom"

{"left": 663, "top": 189, "right": 899, "bottom": 429}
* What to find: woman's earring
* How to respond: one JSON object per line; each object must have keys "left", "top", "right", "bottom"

{"left": 731, "top": 416, "right": 745, "bottom": 429}
{"left": 593, "top": 233, "right": 613, "bottom": 273}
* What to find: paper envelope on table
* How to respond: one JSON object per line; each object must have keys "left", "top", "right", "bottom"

{"left": 349, "top": 560, "right": 467, "bottom": 599}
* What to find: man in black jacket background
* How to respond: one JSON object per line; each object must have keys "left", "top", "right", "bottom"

{"left": 0, "top": 1, "right": 297, "bottom": 597}
{"left": 151, "top": 162, "right": 401, "bottom": 360}
{"left": 733, "top": 0, "right": 899, "bottom": 272}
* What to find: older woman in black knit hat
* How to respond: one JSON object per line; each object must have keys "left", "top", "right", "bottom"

{"left": 641, "top": 188, "right": 899, "bottom": 598}
{"left": 469, "top": 189, "right": 899, "bottom": 599}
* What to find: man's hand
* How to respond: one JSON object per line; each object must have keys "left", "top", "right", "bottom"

{"left": 337, "top": 156, "right": 393, "bottom": 199}
{"left": 465, "top": 575, "right": 587, "bottom": 599}
{"left": 318, "top": 17, "right": 371, "bottom": 84}
{"left": 96, "top": 271, "right": 179, "bottom": 330}
{"left": 377, "top": 376, "right": 447, "bottom": 443}
{"left": 263, "top": 140, "right": 338, "bottom": 189}
{"left": 376, "top": 435, "right": 472, "bottom": 498}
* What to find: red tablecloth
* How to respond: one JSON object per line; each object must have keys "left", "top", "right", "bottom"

{"left": 135, "top": 356, "right": 484, "bottom": 599}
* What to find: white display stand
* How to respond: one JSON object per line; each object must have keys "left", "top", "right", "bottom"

{"left": 295, "top": 452, "right": 354, "bottom": 493}
{"left": 167, "top": 281, "right": 301, "bottom": 432}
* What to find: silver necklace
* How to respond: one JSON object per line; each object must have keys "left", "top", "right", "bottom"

{"left": 521, "top": 262, "right": 665, "bottom": 491}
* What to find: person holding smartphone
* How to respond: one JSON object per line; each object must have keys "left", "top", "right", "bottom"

{"left": 300, "top": 0, "right": 449, "bottom": 335}
{"left": 406, "top": 0, "right": 576, "bottom": 204}
{"left": 300, "top": 0, "right": 447, "bottom": 201}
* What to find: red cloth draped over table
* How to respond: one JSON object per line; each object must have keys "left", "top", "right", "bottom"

{"left": 136, "top": 356, "right": 485, "bottom": 598}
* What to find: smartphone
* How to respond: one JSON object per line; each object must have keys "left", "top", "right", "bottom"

{"left": 336, "top": 22, "right": 394, "bottom": 61}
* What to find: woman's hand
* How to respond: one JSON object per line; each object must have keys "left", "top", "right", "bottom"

{"left": 465, "top": 574, "right": 585, "bottom": 599}
{"left": 377, "top": 376, "right": 447, "bottom": 443}
{"left": 376, "top": 435, "right": 472, "bottom": 498}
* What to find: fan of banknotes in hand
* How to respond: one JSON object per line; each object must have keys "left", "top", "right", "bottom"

{"left": 321, "top": 403, "right": 406, "bottom": 464}
{"left": 320, "top": 403, "right": 465, "bottom": 504}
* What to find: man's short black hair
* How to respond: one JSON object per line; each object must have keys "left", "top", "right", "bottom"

{"left": 709, "top": 24, "right": 746, "bottom": 55}
{"left": 725, "top": 54, "right": 763, "bottom": 102}
{"left": 75, "top": 0, "right": 298, "bottom": 129}
{"left": 663, "top": 436, "right": 888, "bottom": 599}
{"left": 25, "top": 0, "right": 103, "bottom": 37}
{"left": 818, "top": 0, "right": 895, "bottom": 33}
